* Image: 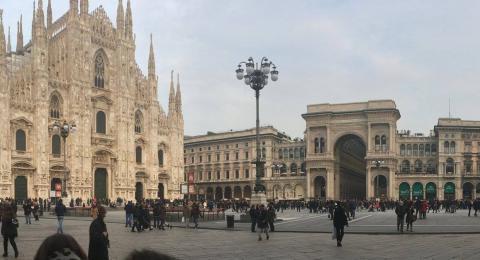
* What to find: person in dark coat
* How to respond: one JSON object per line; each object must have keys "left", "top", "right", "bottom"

{"left": 256, "top": 204, "right": 269, "bottom": 241}
{"left": 1, "top": 205, "right": 18, "bottom": 258}
{"left": 249, "top": 205, "right": 257, "bottom": 232}
{"left": 395, "top": 201, "right": 406, "bottom": 232}
{"left": 333, "top": 202, "right": 348, "bottom": 247}
{"left": 88, "top": 206, "right": 109, "bottom": 260}
{"left": 405, "top": 204, "right": 415, "bottom": 232}
{"left": 267, "top": 204, "right": 276, "bottom": 232}
{"left": 191, "top": 203, "right": 201, "bottom": 229}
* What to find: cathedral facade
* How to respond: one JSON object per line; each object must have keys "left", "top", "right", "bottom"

{"left": 0, "top": 0, "right": 184, "bottom": 201}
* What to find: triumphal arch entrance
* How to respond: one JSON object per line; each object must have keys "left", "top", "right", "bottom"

{"left": 303, "top": 100, "right": 400, "bottom": 200}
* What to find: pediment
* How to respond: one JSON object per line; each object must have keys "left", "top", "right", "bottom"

{"left": 91, "top": 95, "right": 113, "bottom": 105}
{"left": 10, "top": 117, "right": 33, "bottom": 127}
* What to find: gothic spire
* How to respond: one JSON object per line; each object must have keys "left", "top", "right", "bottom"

{"left": 80, "top": 0, "right": 88, "bottom": 15}
{"left": 125, "top": 0, "right": 133, "bottom": 39}
{"left": 37, "top": 0, "right": 45, "bottom": 26}
{"left": 176, "top": 73, "right": 182, "bottom": 114}
{"left": 148, "top": 34, "right": 155, "bottom": 79}
{"left": 0, "top": 10, "right": 5, "bottom": 57}
{"left": 47, "top": 0, "right": 52, "bottom": 27}
{"left": 70, "top": 0, "right": 78, "bottom": 15}
{"left": 168, "top": 70, "right": 176, "bottom": 116}
{"left": 116, "top": 0, "right": 124, "bottom": 36}
{"left": 7, "top": 26, "right": 11, "bottom": 53}
{"left": 16, "top": 15, "right": 23, "bottom": 54}
{"left": 32, "top": 1, "right": 36, "bottom": 37}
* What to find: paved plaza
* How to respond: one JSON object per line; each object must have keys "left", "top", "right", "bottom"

{"left": 9, "top": 209, "right": 480, "bottom": 259}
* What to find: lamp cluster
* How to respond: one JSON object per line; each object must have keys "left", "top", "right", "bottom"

{"left": 53, "top": 121, "right": 77, "bottom": 138}
{"left": 236, "top": 57, "right": 278, "bottom": 90}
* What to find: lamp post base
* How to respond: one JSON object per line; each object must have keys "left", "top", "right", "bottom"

{"left": 250, "top": 191, "right": 268, "bottom": 206}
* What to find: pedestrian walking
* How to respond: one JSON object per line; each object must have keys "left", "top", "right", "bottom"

{"left": 267, "top": 204, "right": 276, "bottom": 232}
{"left": 256, "top": 205, "right": 269, "bottom": 241}
{"left": 395, "top": 201, "right": 406, "bottom": 232}
{"left": 88, "top": 206, "right": 109, "bottom": 260}
{"left": 22, "top": 200, "right": 32, "bottom": 225}
{"left": 191, "top": 203, "right": 201, "bottom": 229}
{"left": 125, "top": 201, "right": 134, "bottom": 227}
{"left": 249, "top": 205, "right": 257, "bottom": 232}
{"left": 333, "top": 202, "right": 348, "bottom": 247}
{"left": 1, "top": 205, "right": 18, "bottom": 258}
{"left": 406, "top": 204, "right": 415, "bottom": 232}
{"left": 55, "top": 199, "right": 67, "bottom": 234}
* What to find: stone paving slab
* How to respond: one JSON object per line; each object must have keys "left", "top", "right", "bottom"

{"left": 11, "top": 216, "right": 480, "bottom": 259}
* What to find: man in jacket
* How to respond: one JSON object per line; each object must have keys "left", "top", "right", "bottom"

{"left": 267, "top": 204, "right": 276, "bottom": 232}
{"left": 55, "top": 199, "right": 67, "bottom": 234}
{"left": 249, "top": 205, "right": 257, "bottom": 232}
{"left": 333, "top": 202, "right": 348, "bottom": 247}
{"left": 395, "top": 201, "right": 406, "bottom": 232}
{"left": 256, "top": 204, "right": 269, "bottom": 241}
{"left": 191, "top": 203, "right": 201, "bottom": 229}
{"left": 124, "top": 201, "right": 134, "bottom": 227}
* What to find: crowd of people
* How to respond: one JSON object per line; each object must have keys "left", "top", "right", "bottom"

{"left": 0, "top": 195, "right": 479, "bottom": 258}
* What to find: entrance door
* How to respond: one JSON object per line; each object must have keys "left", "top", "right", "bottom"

{"left": 158, "top": 183, "right": 165, "bottom": 199}
{"left": 135, "top": 182, "right": 143, "bottom": 202}
{"left": 14, "top": 176, "right": 28, "bottom": 201}
{"left": 334, "top": 135, "right": 366, "bottom": 200}
{"left": 94, "top": 168, "right": 108, "bottom": 201}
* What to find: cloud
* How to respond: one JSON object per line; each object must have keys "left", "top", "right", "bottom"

{"left": 2, "top": 0, "right": 480, "bottom": 137}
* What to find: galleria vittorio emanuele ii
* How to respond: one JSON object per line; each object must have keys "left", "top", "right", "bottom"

{"left": 0, "top": 0, "right": 184, "bottom": 202}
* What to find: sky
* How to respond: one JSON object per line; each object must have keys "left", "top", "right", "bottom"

{"left": 2, "top": 0, "right": 480, "bottom": 138}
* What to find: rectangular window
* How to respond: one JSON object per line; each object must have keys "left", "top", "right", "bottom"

{"left": 225, "top": 153, "right": 230, "bottom": 161}
{"left": 208, "top": 155, "right": 211, "bottom": 162}
{"left": 208, "top": 171, "right": 211, "bottom": 180}
{"left": 191, "top": 157, "right": 194, "bottom": 164}
{"left": 235, "top": 170, "right": 239, "bottom": 179}
{"left": 235, "top": 152, "right": 239, "bottom": 160}
{"left": 199, "top": 171, "right": 203, "bottom": 181}
{"left": 245, "top": 169, "right": 249, "bottom": 179}
{"left": 226, "top": 145, "right": 229, "bottom": 149}
{"left": 199, "top": 156, "right": 203, "bottom": 163}
{"left": 216, "top": 171, "right": 220, "bottom": 179}
{"left": 245, "top": 143, "right": 249, "bottom": 147}
{"left": 226, "top": 170, "right": 230, "bottom": 179}
{"left": 184, "top": 157, "right": 186, "bottom": 164}
{"left": 236, "top": 144, "right": 239, "bottom": 148}
{"left": 245, "top": 152, "right": 249, "bottom": 160}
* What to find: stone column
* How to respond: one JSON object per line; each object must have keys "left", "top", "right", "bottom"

{"left": 389, "top": 167, "right": 395, "bottom": 199}
{"left": 327, "top": 168, "right": 335, "bottom": 200}
{"left": 367, "top": 123, "right": 371, "bottom": 152}
{"left": 306, "top": 168, "right": 312, "bottom": 198}
{"left": 366, "top": 167, "right": 372, "bottom": 199}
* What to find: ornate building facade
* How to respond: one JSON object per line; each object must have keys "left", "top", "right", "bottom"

{"left": 0, "top": 0, "right": 184, "bottom": 201}
{"left": 184, "top": 127, "right": 306, "bottom": 201}
{"left": 304, "top": 100, "right": 480, "bottom": 201}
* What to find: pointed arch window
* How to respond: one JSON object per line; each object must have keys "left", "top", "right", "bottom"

{"left": 136, "top": 146, "right": 142, "bottom": 164}
{"left": 135, "top": 110, "right": 143, "bottom": 134}
{"left": 96, "top": 111, "right": 106, "bottom": 134}
{"left": 158, "top": 149, "right": 164, "bottom": 167}
{"left": 381, "top": 135, "right": 387, "bottom": 151}
{"left": 52, "top": 135, "right": 61, "bottom": 157}
{"left": 94, "top": 53, "right": 105, "bottom": 88}
{"left": 15, "top": 129, "right": 26, "bottom": 152}
{"left": 50, "top": 94, "right": 61, "bottom": 119}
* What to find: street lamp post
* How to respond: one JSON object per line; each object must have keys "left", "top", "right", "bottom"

{"left": 236, "top": 57, "right": 279, "bottom": 205}
{"left": 53, "top": 121, "right": 77, "bottom": 198}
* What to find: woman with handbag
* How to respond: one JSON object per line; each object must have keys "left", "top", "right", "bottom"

{"left": 1, "top": 204, "right": 19, "bottom": 258}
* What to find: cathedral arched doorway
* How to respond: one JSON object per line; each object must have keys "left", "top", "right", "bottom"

{"left": 94, "top": 168, "right": 108, "bottom": 201}
{"left": 135, "top": 182, "right": 143, "bottom": 202}
{"left": 158, "top": 183, "right": 165, "bottom": 199}
{"left": 463, "top": 182, "right": 474, "bottom": 200}
{"left": 334, "top": 134, "right": 366, "bottom": 200}
{"left": 314, "top": 176, "right": 326, "bottom": 199}
{"left": 14, "top": 176, "right": 27, "bottom": 202}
